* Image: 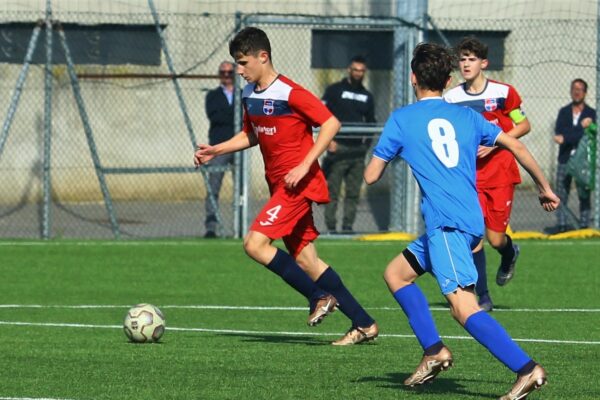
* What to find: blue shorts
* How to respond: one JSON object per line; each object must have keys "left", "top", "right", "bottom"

{"left": 407, "top": 227, "right": 481, "bottom": 295}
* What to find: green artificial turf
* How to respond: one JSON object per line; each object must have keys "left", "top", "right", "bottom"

{"left": 0, "top": 239, "right": 598, "bottom": 399}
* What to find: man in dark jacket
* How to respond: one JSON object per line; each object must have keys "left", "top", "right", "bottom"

{"left": 321, "top": 56, "right": 375, "bottom": 233}
{"left": 553, "top": 78, "right": 596, "bottom": 232}
{"left": 204, "top": 61, "right": 235, "bottom": 237}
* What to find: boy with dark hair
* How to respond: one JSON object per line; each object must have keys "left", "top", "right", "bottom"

{"left": 195, "top": 27, "right": 377, "bottom": 345}
{"left": 444, "top": 36, "right": 531, "bottom": 311}
{"left": 364, "top": 42, "right": 557, "bottom": 399}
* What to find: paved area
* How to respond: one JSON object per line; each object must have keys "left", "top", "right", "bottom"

{"left": 0, "top": 187, "right": 588, "bottom": 239}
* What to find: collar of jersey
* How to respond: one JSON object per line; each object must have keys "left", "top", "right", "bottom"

{"left": 419, "top": 96, "right": 443, "bottom": 101}
{"left": 253, "top": 74, "right": 281, "bottom": 94}
{"left": 461, "top": 78, "right": 489, "bottom": 96}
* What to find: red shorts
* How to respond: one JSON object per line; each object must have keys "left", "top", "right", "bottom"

{"left": 477, "top": 184, "right": 515, "bottom": 233}
{"left": 249, "top": 187, "right": 319, "bottom": 257}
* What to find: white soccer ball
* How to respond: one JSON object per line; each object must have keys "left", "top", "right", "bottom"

{"left": 123, "top": 303, "right": 165, "bottom": 343}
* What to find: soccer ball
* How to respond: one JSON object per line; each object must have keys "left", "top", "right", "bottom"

{"left": 123, "top": 303, "right": 165, "bottom": 343}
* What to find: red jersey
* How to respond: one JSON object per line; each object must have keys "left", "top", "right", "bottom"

{"left": 444, "top": 79, "right": 523, "bottom": 188}
{"left": 242, "top": 75, "right": 332, "bottom": 203}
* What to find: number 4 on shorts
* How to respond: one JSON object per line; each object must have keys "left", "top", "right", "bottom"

{"left": 259, "top": 205, "right": 282, "bottom": 226}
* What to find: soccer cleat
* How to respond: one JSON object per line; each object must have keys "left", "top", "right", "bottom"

{"left": 499, "top": 364, "right": 547, "bottom": 400}
{"left": 307, "top": 294, "right": 337, "bottom": 326}
{"left": 404, "top": 346, "right": 453, "bottom": 387}
{"left": 496, "top": 244, "right": 520, "bottom": 286}
{"left": 331, "top": 322, "right": 379, "bottom": 346}
{"left": 478, "top": 293, "right": 494, "bottom": 312}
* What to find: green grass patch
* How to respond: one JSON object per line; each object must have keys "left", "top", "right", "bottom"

{"left": 0, "top": 239, "right": 599, "bottom": 399}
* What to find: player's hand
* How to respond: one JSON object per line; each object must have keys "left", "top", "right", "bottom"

{"left": 553, "top": 134, "right": 564, "bottom": 145}
{"left": 194, "top": 144, "right": 216, "bottom": 167}
{"left": 477, "top": 145, "right": 496, "bottom": 159}
{"left": 284, "top": 163, "right": 310, "bottom": 189}
{"left": 327, "top": 140, "right": 338, "bottom": 153}
{"left": 538, "top": 189, "right": 560, "bottom": 212}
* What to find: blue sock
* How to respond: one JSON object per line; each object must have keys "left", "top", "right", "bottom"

{"left": 393, "top": 284, "right": 441, "bottom": 351}
{"left": 473, "top": 248, "right": 488, "bottom": 297}
{"left": 316, "top": 267, "right": 374, "bottom": 328}
{"left": 265, "top": 249, "right": 326, "bottom": 303}
{"left": 464, "top": 310, "right": 532, "bottom": 372}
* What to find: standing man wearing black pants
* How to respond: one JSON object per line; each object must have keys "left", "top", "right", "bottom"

{"left": 204, "top": 61, "right": 235, "bottom": 238}
{"left": 321, "top": 56, "right": 375, "bottom": 234}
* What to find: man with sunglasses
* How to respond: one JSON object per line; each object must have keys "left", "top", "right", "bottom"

{"left": 204, "top": 61, "right": 236, "bottom": 238}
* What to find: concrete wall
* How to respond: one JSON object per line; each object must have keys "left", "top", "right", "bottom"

{"left": 0, "top": 0, "right": 596, "bottom": 203}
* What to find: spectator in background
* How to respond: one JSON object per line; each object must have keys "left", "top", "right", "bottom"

{"left": 321, "top": 55, "right": 375, "bottom": 234}
{"left": 553, "top": 78, "right": 596, "bottom": 232}
{"left": 204, "top": 61, "right": 235, "bottom": 238}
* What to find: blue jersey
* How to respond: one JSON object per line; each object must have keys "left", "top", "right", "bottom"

{"left": 373, "top": 97, "right": 501, "bottom": 236}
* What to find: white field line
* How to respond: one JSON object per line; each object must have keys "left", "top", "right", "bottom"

{"left": 0, "top": 304, "right": 599, "bottom": 313}
{"left": 0, "top": 320, "right": 598, "bottom": 345}
{"left": 0, "top": 398, "right": 77, "bottom": 400}
{"left": 0, "top": 240, "right": 597, "bottom": 247}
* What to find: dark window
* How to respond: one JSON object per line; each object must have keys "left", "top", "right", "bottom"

{"left": 0, "top": 23, "right": 163, "bottom": 65}
{"left": 311, "top": 29, "right": 394, "bottom": 70}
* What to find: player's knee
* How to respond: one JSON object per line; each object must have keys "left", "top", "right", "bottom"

{"left": 243, "top": 234, "right": 261, "bottom": 259}
{"left": 448, "top": 304, "right": 463, "bottom": 323}
{"left": 383, "top": 264, "right": 396, "bottom": 285}
{"left": 449, "top": 302, "right": 479, "bottom": 326}
{"left": 488, "top": 235, "right": 505, "bottom": 249}
{"left": 383, "top": 263, "right": 411, "bottom": 290}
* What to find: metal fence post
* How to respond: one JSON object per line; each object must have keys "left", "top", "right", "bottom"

{"left": 391, "top": 0, "right": 427, "bottom": 234}
{"left": 595, "top": 0, "right": 600, "bottom": 229}
{"left": 42, "top": 0, "right": 53, "bottom": 239}
{"left": 232, "top": 12, "right": 245, "bottom": 239}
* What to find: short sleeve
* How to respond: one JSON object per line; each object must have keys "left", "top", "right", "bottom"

{"left": 373, "top": 113, "right": 403, "bottom": 162}
{"left": 289, "top": 87, "right": 332, "bottom": 127}
{"left": 504, "top": 85, "right": 523, "bottom": 115}
{"left": 242, "top": 103, "right": 252, "bottom": 133}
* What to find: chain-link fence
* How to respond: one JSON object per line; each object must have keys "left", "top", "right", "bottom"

{"left": 0, "top": 7, "right": 241, "bottom": 239}
{"left": 0, "top": 1, "right": 598, "bottom": 239}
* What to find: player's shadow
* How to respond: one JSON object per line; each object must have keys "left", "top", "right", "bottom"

{"left": 216, "top": 332, "right": 327, "bottom": 346}
{"left": 356, "top": 372, "right": 498, "bottom": 398}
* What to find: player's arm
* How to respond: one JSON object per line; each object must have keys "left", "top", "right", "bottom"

{"left": 495, "top": 133, "right": 560, "bottom": 211}
{"left": 506, "top": 108, "right": 530, "bottom": 139}
{"left": 364, "top": 156, "right": 387, "bottom": 185}
{"left": 194, "top": 129, "right": 257, "bottom": 167}
{"left": 284, "top": 115, "right": 341, "bottom": 188}
{"left": 479, "top": 108, "right": 530, "bottom": 158}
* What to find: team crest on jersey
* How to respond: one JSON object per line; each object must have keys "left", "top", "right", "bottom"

{"left": 484, "top": 98, "right": 497, "bottom": 112}
{"left": 263, "top": 99, "right": 275, "bottom": 115}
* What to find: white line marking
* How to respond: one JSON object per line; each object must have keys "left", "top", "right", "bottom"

{"left": 0, "top": 397, "right": 76, "bottom": 400}
{"left": 0, "top": 304, "right": 598, "bottom": 312}
{"left": 0, "top": 240, "right": 596, "bottom": 247}
{"left": 0, "top": 320, "right": 598, "bottom": 345}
